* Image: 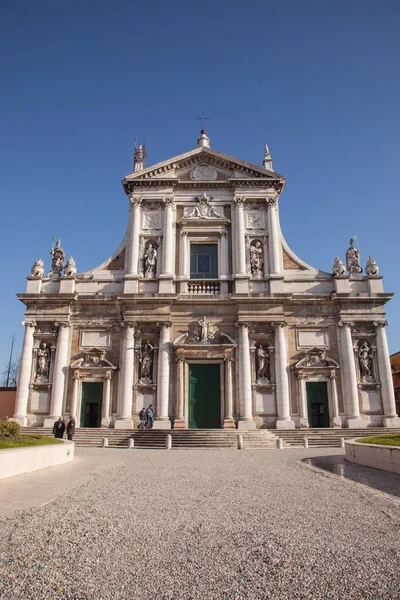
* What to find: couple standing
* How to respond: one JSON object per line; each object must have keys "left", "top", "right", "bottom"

{"left": 53, "top": 416, "right": 76, "bottom": 440}
{"left": 138, "top": 405, "right": 154, "bottom": 430}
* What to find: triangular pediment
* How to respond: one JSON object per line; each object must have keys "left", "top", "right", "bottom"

{"left": 123, "top": 146, "right": 284, "bottom": 184}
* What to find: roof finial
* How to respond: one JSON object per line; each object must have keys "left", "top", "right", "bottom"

{"left": 197, "top": 129, "right": 210, "bottom": 148}
{"left": 263, "top": 143, "right": 273, "bottom": 171}
{"left": 134, "top": 140, "right": 147, "bottom": 172}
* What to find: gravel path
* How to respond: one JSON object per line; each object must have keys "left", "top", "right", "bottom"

{"left": 1, "top": 448, "right": 399, "bottom": 600}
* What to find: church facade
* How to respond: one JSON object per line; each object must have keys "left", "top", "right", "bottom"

{"left": 13, "top": 131, "right": 400, "bottom": 430}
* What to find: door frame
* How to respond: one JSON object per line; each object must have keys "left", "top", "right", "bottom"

{"left": 80, "top": 381, "right": 104, "bottom": 428}
{"left": 306, "top": 380, "right": 330, "bottom": 428}
{"left": 185, "top": 360, "right": 225, "bottom": 427}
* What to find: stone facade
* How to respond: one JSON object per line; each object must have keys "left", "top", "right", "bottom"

{"left": 13, "top": 132, "right": 400, "bottom": 429}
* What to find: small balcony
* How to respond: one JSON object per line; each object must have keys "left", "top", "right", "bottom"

{"left": 187, "top": 280, "right": 221, "bottom": 295}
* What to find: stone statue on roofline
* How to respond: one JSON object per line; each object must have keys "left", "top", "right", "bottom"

{"left": 346, "top": 238, "right": 362, "bottom": 275}
{"left": 49, "top": 239, "right": 65, "bottom": 276}
{"left": 365, "top": 256, "right": 379, "bottom": 276}
{"left": 31, "top": 258, "right": 44, "bottom": 277}
{"left": 332, "top": 256, "right": 345, "bottom": 276}
{"left": 64, "top": 257, "right": 77, "bottom": 277}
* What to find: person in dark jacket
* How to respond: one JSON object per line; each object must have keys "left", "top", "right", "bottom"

{"left": 66, "top": 416, "right": 76, "bottom": 440}
{"left": 138, "top": 408, "right": 147, "bottom": 430}
{"left": 53, "top": 416, "right": 65, "bottom": 439}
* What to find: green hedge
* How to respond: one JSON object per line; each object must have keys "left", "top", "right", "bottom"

{"left": 0, "top": 421, "right": 21, "bottom": 438}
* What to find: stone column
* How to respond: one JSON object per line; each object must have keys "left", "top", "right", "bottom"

{"left": 375, "top": 322, "right": 400, "bottom": 427}
{"left": 266, "top": 197, "right": 282, "bottom": 275}
{"left": 273, "top": 322, "right": 295, "bottom": 429}
{"left": 330, "top": 373, "right": 342, "bottom": 427}
{"left": 159, "top": 197, "right": 175, "bottom": 293}
{"left": 223, "top": 356, "right": 235, "bottom": 428}
{"left": 266, "top": 197, "right": 284, "bottom": 293}
{"left": 124, "top": 196, "right": 142, "bottom": 293}
{"left": 179, "top": 231, "right": 188, "bottom": 293}
{"left": 174, "top": 356, "right": 186, "bottom": 428}
{"left": 70, "top": 372, "right": 80, "bottom": 421}
{"left": 44, "top": 322, "right": 70, "bottom": 426}
{"left": 154, "top": 322, "right": 171, "bottom": 429}
{"left": 237, "top": 322, "right": 256, "bottom": 429}
{"left": 233, "top": 198, "right": 249, "bottom": 293}
{"left": 101, "top": 371, "right": 112, "bottom": 427}
{"left": 297, "top": 375, "right": 309, "bottom": 428}
{"left": 338, "top": 321, "right": 364, "bottom": 428}
{"left": 220, "top": 230, "right": 229, "bottom": 294}
{"left": 115, "top": 322, "right": 135, "bottom": 429}
{"left": 13, "top": 321, "right": 36, "bottom": 426}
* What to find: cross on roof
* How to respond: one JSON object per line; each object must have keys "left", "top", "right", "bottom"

{"left": 196, "top": 112, "right": 211, "bottom": 128}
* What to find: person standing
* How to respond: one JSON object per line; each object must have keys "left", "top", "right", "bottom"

{"left": 138, "top": 408, "right": 147, "bottom": 430}
{"left": 66, "top": 416, "right": 76, "bottom": 441}
{"left": 53, "top": 416, "right": 65, "bottom": 439}
{"left": 145, "top": 404, "right": 154, "bottom": 429}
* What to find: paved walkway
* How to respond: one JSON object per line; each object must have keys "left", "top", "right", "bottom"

{"left": 0, "top": 448, "right": 399, "bottom": 599}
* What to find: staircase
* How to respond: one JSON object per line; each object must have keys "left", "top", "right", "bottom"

{"left": 21, "top": 427, "right": 400, "bottom": 449}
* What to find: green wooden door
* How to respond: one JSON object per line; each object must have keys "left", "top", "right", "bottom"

{"left": 188, "top": 364, "right": 220, "bottom": 428}
{"left": 80, "top": 382, "right": 103, "bottom": 428}
{"left": 306, "top": 382, "right": 330, "bottom": 428}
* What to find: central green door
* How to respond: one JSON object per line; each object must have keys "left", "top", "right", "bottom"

{"left": 306, "top": 382, "right": 330, "bottom": 428}
{"left": 189, "top": 364, "right": 220, "bottom": 428}
{"left": 80, "top": 382, "right": 103, "bottom": 428}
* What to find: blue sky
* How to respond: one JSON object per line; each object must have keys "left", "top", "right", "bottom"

{"left": 1, "top": 0, "right": 399, "bottom": 372}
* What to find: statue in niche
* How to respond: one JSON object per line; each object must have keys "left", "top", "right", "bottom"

{"left": 256, "top": 345, "right": 270, "bottom": 381}
{"left": 365, "top": 256, "right": 379, "bottom": 276}
{"left": 197, "top": 316, "right": 214, "bottom": 343}
{"left": 49, "top": 239, "right": 65, "bottom": 276}
{"left": 250, "top": 241, "right": 264, "bottom": 277}
{"left": 332, "top": 256, "right": 345, "bottom": 276}
{"left": 139, "top": 341, "right": 154, "bottom": 382}
{"left": 36, "top": 341, "right": 50, "bottom": 379}
{"left": 346, "top": 238, "right": 362, "bottom": 275}
{"left": 143, "top": 243, "right": 158, "bottom": 278}
{"left": 188, "top": 193, "right": 223, "bottom": 219}
{"left": 31, "top": 258, "right": 44, "bottom": 277}
{"left": 64, "top": 256, "right": 77, "bottom": 276}
{"left": 358, "top": 342, "right": 374, "bottom": 380}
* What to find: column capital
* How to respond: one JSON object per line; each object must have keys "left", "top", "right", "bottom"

{"left": 233, "top": 196, "right": 245, "bottom": 207}
{"left": 55, "top": 321, "right": 70, "bottom": 328}
{"left": 235, "top": 321, "right": 252, "bottom": 329}
{"left": 72, "top": 371, "right": 81, "bottom": 381}
{"left": 338, "top": 320, "right": 355, "bottom": 328}
{"left": 373, "top": 320, "right": 388, "bottom": 328}
{"left": 129, "top": 195, "right": 142, "bottom": 207}
{"left": 264, "top": 197, "right": 278, "bottom": 208}
{"left": 180, "top": 229, "right": 188, "bottom": 238}
{"left": 120, "top": 321, "right": 137, "bottom": 329}
{"left": 175, "top": 355, "right": 186, "bottom": 363}
{"left": 163, "top": 196, "right": 175, "bottom": 208}
{"left": 22, "top": 320, "right": 36, "bottom": 328}
{"left": 104, "top": 370, "right": 112, "bottom": 380}
{"left": 157, "top": 321, "right": 172, "bottom": 329}
{"left": 224, "top": 355, "right": 234, "bottom": 362}
{"left": 271, "top": 321, "right": 287, "bottom": 328}
{"left": 296, "top": 373, "right": 307, "bottom": 380}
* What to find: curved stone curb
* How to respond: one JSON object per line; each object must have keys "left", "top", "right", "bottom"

{"left": 0, "top": 440, "right": 74, "bottom": 480}
{"left": 345, "top": 438, "right": 400, "bottom": 475}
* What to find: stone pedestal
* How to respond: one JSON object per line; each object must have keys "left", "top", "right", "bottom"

{"left": 59, "top": 277, "right": 76, "bottom": 294}
{"left": 153, "top": 419, "right": 171, "bottom": 430}
{"left": 367, "top": 276, "right": 384, "bottom": 294}
{"left": 269, "top": 275, "right": 284, "bottom": 294}
{"left": 334, "top": 277, "right": 350, "bottom": 294}
{"left": 237, "top": 420, "right": 256, "bottom": 430}
{"left": 347, "top": 417, "right": 366, "bottom": 429}
{"left": 26, "top": 277, "right": 42, "bottom": 294}
{"left": 158, "top": 275, "right": 174, "bottom": 294}
{"left": 115, "top": 418, "right": 133, "bottom": 429}
{"left": 123, "top": 276, "right": 139, "bottom": 294}
{"left": 275, "top": 418, "right": 295, "bottom": 430}
{"left": 234, "top": 274, "right": 250, "bottom": 294}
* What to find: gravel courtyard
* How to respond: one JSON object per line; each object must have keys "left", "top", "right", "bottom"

{"left": 1, "top": 448, "right": 400, "bottom": 600}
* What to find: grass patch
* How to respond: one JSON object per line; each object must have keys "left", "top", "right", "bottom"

{"left": 0, "top": 435, "right": 63, "bottom": 450}
{"left": 356, "top": 434, "right": 400, "bottom": 447}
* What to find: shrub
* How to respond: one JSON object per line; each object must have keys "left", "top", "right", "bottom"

{"left": 0, "top": 421, "right": 21, "bottom": 438}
